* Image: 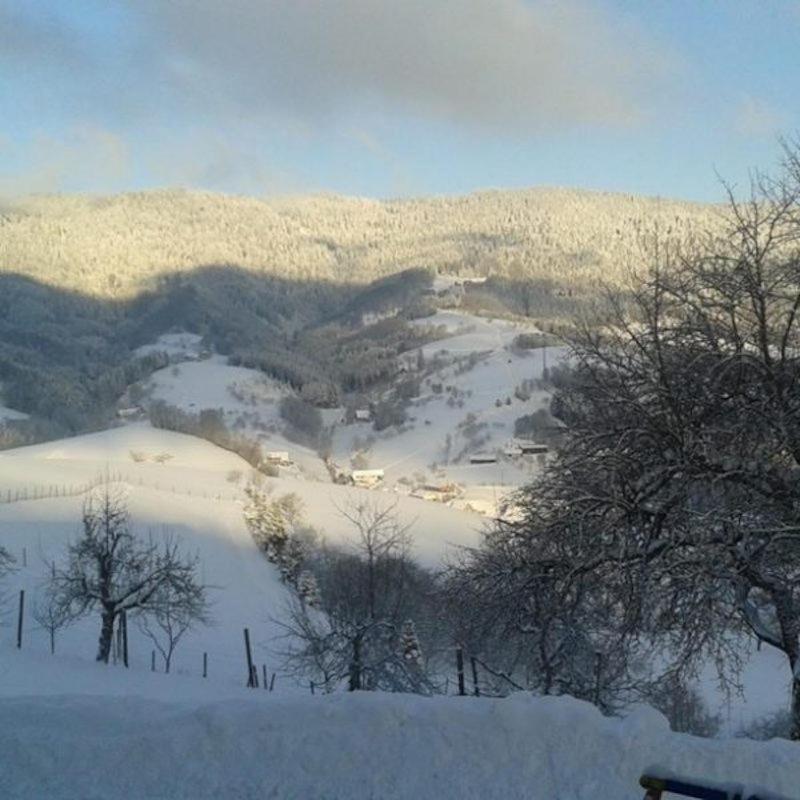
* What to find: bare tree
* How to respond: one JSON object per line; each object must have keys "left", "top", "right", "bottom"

{"left": 33, "top": 587, "right": 71, "bottom": 655}
{"left": 452, "top": 146, "right": 800, "bottom": 735}
{"left": 277, "top": 500, "right": 438, "bottom": 694}
{"left": 443, "top": 517, "right": 645, "bottom": 709}
{"left": 137, "top": 550, "right": 211, "bottom": 673}
{"left": 50, "top": 483, "right": 208, "bottom": 663}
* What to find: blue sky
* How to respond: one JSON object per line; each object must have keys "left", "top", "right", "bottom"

{"left": 1, "top": 0, "right": 798, "bottom": 201}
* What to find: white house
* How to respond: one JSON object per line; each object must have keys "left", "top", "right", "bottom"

{"left": 354, "top": 408, "right": 372, "bottom": 422}
{"left": 352, "top": 469, "right": 385, "bottom": 488}
{"left": 516, "top": 441, "right": 548, "bottom": 455}
{"left": 264, "top": 450, "right": 291, "bottom": 465}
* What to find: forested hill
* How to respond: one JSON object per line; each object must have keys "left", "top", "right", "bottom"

{"left": 0, "top": 187, "right": 718, "bottom": 297}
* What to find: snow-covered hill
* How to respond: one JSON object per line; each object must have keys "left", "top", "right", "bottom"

{"left": 0, "top": 187, "right": 717, "bottom": 297}
{"left": 0, "top": 664, "right": 796, "bottom": 800}
{"left": 0, "top": 424, "right": 481, "bottom": 685}
{"left": 135, "top": 312, "right": 563, "bottom": 516}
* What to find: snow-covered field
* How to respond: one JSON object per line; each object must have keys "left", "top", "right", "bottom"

{"left": 0, "top": 424, "right": 481, "bottom": 683}
{"left": 0, "top": 317, "right": 797, "bottom": 798}
{"left": 0, "top": 656, "right": 797, "bottom": 800}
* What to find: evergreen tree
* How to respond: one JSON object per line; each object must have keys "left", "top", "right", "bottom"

{"left": 400, "top": 619, "right": 423, "bottom": 668}
{"left": 297, "top": 570, "right": 321, "bottom": 609}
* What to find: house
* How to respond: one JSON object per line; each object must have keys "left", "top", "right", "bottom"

{"left": 116, "top": 406, "right": 143, "bottom": 420}
{"left": 469, "top": 452, "right": 497, "bottom": 465}
{"left": 352, "top": 469, "right": 385, "bottom": 488}
{"left": 354, "top": 408, "right": 372, "bottom": 422}
{"left": 503, "top": 444, "right": 523, "bottom": 457}
{"left": 264, "top": 450, "right": 291, "bottom": 465}
{"left": 411, "top": 482, "right": 461, "bottom": 502}
{"left": 517, "top": 441, "right": 548, "bottom": 455}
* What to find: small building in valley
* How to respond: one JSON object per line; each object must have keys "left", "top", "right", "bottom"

{"left": 516, "top": 441, "right": 548, "bottom": 455}
{"left": 351, "top": 469, "right": 385, "bottom": 488}
{"left": 469, "top": 452, "right": 497, "bottom": 465}
{"left": 264, "top": 451, "right": 292, "bottom": 466}
{"left": 117, "top": 406, "right": 143, "bottom": 420}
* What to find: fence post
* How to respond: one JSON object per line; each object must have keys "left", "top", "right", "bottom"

{"left": 310, "top": 681, "right": 315, "bottom": 695}
{"left": 121, "top": 611, "right": 129, "bottom": 668}
{"left": 470, "top": 656, "right": 480, "bottom": 697}
{"left": 456, "top": 647, "right": 465, "bottom": 696}
{"left": 16, "top": 590, "right": 24, "bottom": 649}
{"left": 203, "top": 652, "right": 208, "bottom": 678}
{"left": 269, "top": 672, "right": 276, "bottom": 692}
{"left": 151, "top": 650, "right": 156, "bottom": 672}
{"left": 244, "top": 628, "right": 255, "bottom": 687}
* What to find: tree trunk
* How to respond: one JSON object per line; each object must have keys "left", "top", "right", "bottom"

{"left": 349, "top": 637, "right": 362, "bottom": 691}
{"left": 96, "top": 609, "right": 115, "bottom": 663}
{"left": 791, "top": 675, "right": 800, "bottom": 741}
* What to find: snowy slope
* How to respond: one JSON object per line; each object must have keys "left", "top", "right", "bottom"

{"left": 326, "top": 311, "right": 566, "bottom": 513}
{"left": 135, "top": 316, "right": 565, "bottom": 516}
{"left": 0, "top": 672, "right": 796, "bottom": 800}
{"left": 0, "top": 425, "right": 481, "bottom": 685}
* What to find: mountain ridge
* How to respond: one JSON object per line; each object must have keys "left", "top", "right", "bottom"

{"left": 0, "top": 186, "right": 720, "bottom": 298}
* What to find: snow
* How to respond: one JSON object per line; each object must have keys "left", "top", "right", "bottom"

{"left": 0, "top": 424, "right": 480, "bottom": 686}
{"left": 0, "top": 320, "right": 796, "bottom": 797}
{"left": 131, "top": 315, "right": 563, "bottom": 517}
{"left": 327, "top": 311, "right": 566, "bottom": 516}
{"left": 143, "top": 355, "right": 330, "bottom": 481}
{"left": 0, "top": 660, "right": 796, "bottom": 800}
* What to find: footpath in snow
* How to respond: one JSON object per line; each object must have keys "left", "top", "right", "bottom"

{"left": 0, "top": 689, "right": 797, "bottom": 800}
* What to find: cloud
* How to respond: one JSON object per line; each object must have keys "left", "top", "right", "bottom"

{"left": 128, "top": 0, "right": 672, "bottom": 134}
{"left": 0, "top": 1, "right": 677, "bottom": 195}
{"left": 733, "top": 95, "right": 787, "bottom": 138}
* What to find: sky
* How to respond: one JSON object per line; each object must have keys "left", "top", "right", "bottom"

{"left": 1, "top": 0, "right": 799, "bottom": 201}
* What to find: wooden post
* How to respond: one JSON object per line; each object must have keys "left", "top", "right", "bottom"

{"left": 244, "top": 628, "right": 255, "bottom": 687}
{"left": 269, "top": 672, "right": 276, "bottom": 692}
{"left": 593, "top": 651, "right": 603, "bottom": 705}
{"left": 262, "top": 664, "right": 268, "bottom": 690}
{"left": 456, "top": 647, "right": 465, "bottom": 696}
{"left": 16, "top": 590, "right": 24, "bottom": 649}
{"left": 121, "top": 611, "right": 129, "bottom": 668}
{"left": 251, "top": 664, "right": 259, "bottom": 688}
{"left": 203, "top": 652, "right": 208, "bottom": 678}
{"left": 470, "top": 656, "right": 480, "bottom": 697}
{"left": 151, "top": 650, "right": 156, "bottom": 672}
{"left": 310, "top": 681, "right": 315, "bottom": 695}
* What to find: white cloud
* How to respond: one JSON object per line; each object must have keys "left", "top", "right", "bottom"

{"left": 132, "top": 0, "right": 673, "bottom": 134}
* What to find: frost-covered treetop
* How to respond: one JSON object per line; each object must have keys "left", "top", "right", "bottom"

{"left": 0, "top": 187, "right": 719, "bottom": 297}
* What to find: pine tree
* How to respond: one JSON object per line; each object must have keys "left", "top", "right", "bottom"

{"left": 297, "top": 570, "right": 321, "bottom": 609}
{"left": 399, "top": 619, "right": 422, "bottom": 668}
{"left": 243, "top": 486, "right": 304, "bottom": 583}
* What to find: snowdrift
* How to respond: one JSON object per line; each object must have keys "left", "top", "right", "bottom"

{"left": 0, "top": 690, "right": 796, "bottom": 800}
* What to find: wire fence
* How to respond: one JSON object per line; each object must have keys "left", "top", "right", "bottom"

{"left": 0, "top": 475, "right": 242, "bottom": 506}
